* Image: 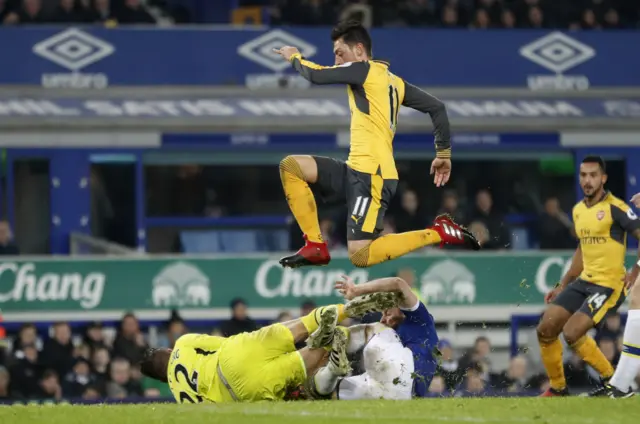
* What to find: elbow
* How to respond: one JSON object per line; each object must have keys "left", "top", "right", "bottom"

{"left": 393, "top": 277, "right": 409, "bottom": 291}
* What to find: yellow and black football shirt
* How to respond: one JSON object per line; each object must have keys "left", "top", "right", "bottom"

{"left": 573, "top": 191, "right": 640, "bottom": 288}
{"left": 289, "top": 54, "right": 451, "bottom": 180}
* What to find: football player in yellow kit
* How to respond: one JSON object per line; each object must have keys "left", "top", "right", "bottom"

{"left": 140, "top": 294, "right": 398, "bottom": 403}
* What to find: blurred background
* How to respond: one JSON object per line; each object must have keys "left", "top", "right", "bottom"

{"left": 0, "top": 0, "right": 639, "bottom": 403}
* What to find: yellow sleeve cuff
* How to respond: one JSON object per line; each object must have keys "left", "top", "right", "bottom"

{"left": 289, "top": 53, "right": 302, "bottom": 63}
{"left": 436, "top": 148, "right": 451, "bottom": 159}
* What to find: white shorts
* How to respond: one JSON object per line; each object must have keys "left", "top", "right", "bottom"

{"left": 337, "top": 327, "right": 414, "bottom": 400}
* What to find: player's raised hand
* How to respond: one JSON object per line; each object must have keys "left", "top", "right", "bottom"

{"left": 335, "top": 274, "right": 357, "bottom": 300}
{"left": 430, "top": 158, "right": 451, "bottom": 187}
{"left": 272, "top": 46, "right": 300, "bottom": 61}
{"left": 544, "top": 286, "right": 562, "bottom": 304}
{"left": 631, "top": 192, "right": 640, "bottom": 208}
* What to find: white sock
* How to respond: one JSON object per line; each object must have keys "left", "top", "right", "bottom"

{"left": 314, "top": 365, "right": 341, "bottom": 395}
{"left": 610, "top": 309, "right": 640, "bottom": 392}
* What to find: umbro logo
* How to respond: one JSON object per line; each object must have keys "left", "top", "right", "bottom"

{"left": 33, "top": 28, "right": 114, "bottom": 71}
{"left": 519, "top": 32, "right": 595, "bottom": 74}
{"left": 237, "top": 29, "right": 317, "bottom": 72}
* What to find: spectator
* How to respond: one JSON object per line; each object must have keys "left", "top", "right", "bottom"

{"left": 470, "top": 8, "right": 491, "bottom": 28}
{"left": 158, "top": 316, "right": 187, "bottom": 349}
{"left": 472, "top": 190, "right": 510, "bottom": 249}
{"left": 436, "top": 339, "right": 463, "bottom": 391}
{"left": 581, "top": 8, "right": 600, "bottom": 29}
{"left": 459, "top": 336, "right": 492, "bottom": 380}
{"left": 112, "top": 313, "right": 146, "bottom": 365}
{"left": 500, "top": 8, "right": 516, "bottom": 28}
{"left": 490, "top": 355, "right": 530, "bottom": 392}
{"left": 602, "top": 8, "right": 621, "bottom": 29}
{"left": 394, "top": 189, "right": 427, "bottom": 234}
{"left": 597, "top": 313, "right": 622, "bottom": 342}
{"left": 63, "top": 358, "right": 95, "bottom": 398}
{"left": 440, "top": 5, "right": 460, "bottom": 27}
{"left": 526, "top": 6, "right": 545, "bottom": 28}
{"left": 220, "top": 298, "right": 258, "bottom": 337}
{"left": 13, "top": 323, "right": 39, "bottom": 359}
{"left": 538, "top": 197, "right": 574, "bottom": 249}
{"left": 51, "top": 0, "right": 85, "bottom": 22}
{"left": 37, "top": 370, "right": 62, "bottom": 401}
{"left": 114, "top": 0, "right": 155, "bottom": 24}
{"left": 0, "top": 0, "right": 11, "bottom": 22}
{"left": 91, "top": 346, "right": 110, "bottom": 392}
{"left": 0, "top": 366, "right": 10, "bottom": 399}
{"left": 9, "top": 344, "right": 41, "bottom": 399}
{"left": 87, "top": 0, "right": 114, "bottom": 23}
{"left": 4, "top": 0, "right": 45, "bottom": 24}
{"left": 106, "top": 358, "right": 132, "bottom": 399}
{"left": 438, "top": 190, "right": 466, "bottom": 226}
{"left": 83, "top": 322, "right": 106, "bottom": 353}
{"left": 40, "top": 322, "right": 75, "bottom": 379}
{"left": 0, "top": 220, "right": 19, "bottom": 255}
{"left": 300, "top": 300, "right": 316, "bottom": 318}
{"left": 468, "top": 221, "right": 494, "bottom": 249}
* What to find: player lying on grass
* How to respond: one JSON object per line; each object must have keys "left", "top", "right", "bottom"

{"left": 139, "top": 297, "right": 399, "bottom": 403}
{"left": 590, "top": 192, "right": 640, "bottom": 398}
{"left": 537, "top": 156, "right": 640, "bottom": 397}
{"left": 301, "top": 275, "right": 440, "bottom": 400}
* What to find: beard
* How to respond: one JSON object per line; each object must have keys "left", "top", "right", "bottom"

{"left": 582, "top": 183, "right": 603, "bottom": 199}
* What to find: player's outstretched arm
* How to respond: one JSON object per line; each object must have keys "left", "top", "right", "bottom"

{"left": 273, "top": 46, "right": 369, "bottom": 85}
{"left": 290, "top": 55, "right": 369, "bottom": 85}
{"left": 336, "top": 275, "right": 417, "bottom": 309}
{"left": 401, "top": 82, "right": 451, "bottom": 159}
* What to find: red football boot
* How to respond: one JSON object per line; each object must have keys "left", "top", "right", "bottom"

{"left": 539, "top": 387, "right": 570, "bottom": 397}
{"left": 279, "top": 235, "right": 331, "bottom": 268}
{"left": 431, "top": 214, "right": 481, "bottom": 250}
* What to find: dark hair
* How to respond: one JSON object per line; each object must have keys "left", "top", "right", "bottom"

{"left": 331, "top": 20, "right": 372, "bottom": 57}
{"left": 139, "top": 348, "right": 170, "bottom": 383}
{"left": 582, "top": 155, "right": 606, "bottom": 173}
{"left": 230, "top": 298, "right": 246, "bottom": 309}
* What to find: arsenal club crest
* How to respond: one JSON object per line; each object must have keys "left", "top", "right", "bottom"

{"left": 596, "top": 210, "right": 605, "bottom": 220}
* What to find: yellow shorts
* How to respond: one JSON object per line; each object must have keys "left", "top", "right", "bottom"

{"left": 215, "top": 323, "right": 307, "bottom": 402}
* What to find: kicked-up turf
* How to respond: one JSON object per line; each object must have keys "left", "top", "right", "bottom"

{"left": 0, "top": 397, "right": 639, "bottom": 424}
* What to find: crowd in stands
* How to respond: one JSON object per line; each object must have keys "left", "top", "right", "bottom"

{"left": 269, "top": 0, "right": 639, "bottom": 29}
{"left": 1, "top": 0, "right": 638, "bottom": 28}
{"left": 0, "top": 293, "right": 635, "bottom": 402}
{"left": 0, "top": 0, "right": 156, "bottom": 25}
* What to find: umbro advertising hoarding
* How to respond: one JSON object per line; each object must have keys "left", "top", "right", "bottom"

{"left": 0, "top": 27, "right": 638, "bottom": 89}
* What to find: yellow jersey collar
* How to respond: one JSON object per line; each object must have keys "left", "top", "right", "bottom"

{"left": 583, "top": 190, "right": 610, "bottom": 208}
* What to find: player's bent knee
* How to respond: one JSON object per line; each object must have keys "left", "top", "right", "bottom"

{"left": 561, "top": 327, "right": 585, "bottom": 346}
{"left": 348, "top": 241, "right": 372, "bottom": 268}
{"left": 279, "top": 155, "right": 317, "bottom": 183}
{"left": 536, "top": 320, "right": 560, "bottom": 342}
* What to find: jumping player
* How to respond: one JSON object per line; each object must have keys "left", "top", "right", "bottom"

{"left": 307, "top": 275, "right": 440, "bottom": 400}
{"left": 591, "top": 192, "right": 640, "bottom": 398}
{"left": 537, "top": 156, "right": 640, "bottom": 396}
{"left": 273, "top": 20, "right": 480, "bottom": 270}
{"left": 138, "top": 302, "right": 400, "bottom": 403}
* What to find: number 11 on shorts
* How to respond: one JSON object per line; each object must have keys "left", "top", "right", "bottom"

{"left": 352, "top": 196, "right": 370, "bottom": 219}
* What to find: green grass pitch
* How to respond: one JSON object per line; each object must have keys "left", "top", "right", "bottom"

{"left": 1, "top": 398, "right": 639, "bottom": 424}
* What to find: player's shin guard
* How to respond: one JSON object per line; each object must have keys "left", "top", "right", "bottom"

{"left": 350, "top": 230, "right": 442, "bottom": 267}
{"left": 279, "top": 156, "right": 323, "bottom": 243}
{"left": 571, "top": 336, "right": 614, "bottom": 379}
{"left": 539, "top": 337, "right": 567, "bottom": 390}
{"left": 610, "top": 309, "right": 640, "bottom": 392}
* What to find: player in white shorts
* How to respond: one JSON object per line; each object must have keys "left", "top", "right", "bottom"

{"left": 307, "top": 275, "right": 440, "bottom": 400}
{"left": 591, "top": 192, "right": 640, "bottom": 398}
